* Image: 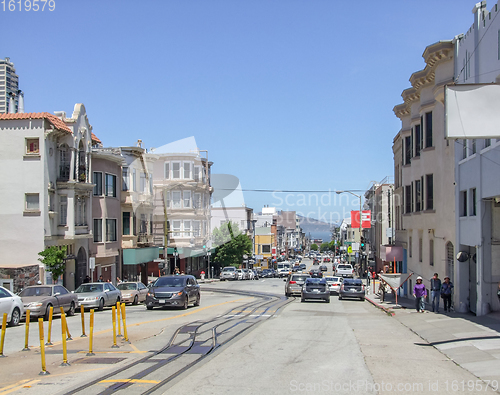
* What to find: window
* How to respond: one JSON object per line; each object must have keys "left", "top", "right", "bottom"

{"left": 183, "top": 220, "right": 192, "bottom": 237}
{"left": 140, "top": 172, "right": 146, "bottom": 193}
{"left": 414, "top": 125, "right": 421, "bottom": 157}
{"left": 94, "top": 219, "right": 102, "bottom": 242}
{"left": 183, "top": 162, "right": 191, "bottom": 179}
{"left": 93, "top": 172, "right": 103, "bottom": 196}
{"left": 25, "top": 193, "right": 39, "bottom": 210}
{"left": 183, "top": 191, "right": 191, "bottom": 208}
{"left": 194, "top": 193, "right": 201, "bottom": 209}
{"left": 132, "top": 169, "right": 137, "bottom": 192}
{"left": 106, "top": 219, "right": 117, "bottom": 242}
{"left": 172, "top": 191, "right": 181, "bottom": 208}
{"left": 485, "top": 139, "right": 491, "bottom": 148}
{"left": 262, "top": 245, "right": 271, "bottom": 253}
{"left": 460, "top": 190, "right": 468, "bottom": 217}
{"left": 140, "top": 214, "right": 147, "bottom": 234}
{"left": 59, "top": 196, "right": 67, "bottom": 225}
{"left": 405, "top": 185, "right": 411, "bottom": 213}
{"left": 472, "top": 139, "right": 476, "bottom": 154}
{"left": 172, "top": 162, "right": 180, "bottom": 179}
{"left": 409, "top": 236, "right": 413, "bottom": 257}
{"left": 462, "top": 139, "right": 468, "bottom": 160}
{"left": 415, "top": 179, "right": 422, "bottom": 212}
{"left": 471, "top": 188, "right": 477, "bottom": 216}
{"left": 429, "top": 239, "right": 434, "bottom": 266}
{"left": 105, "top": 174, "right": 117, "bottom": 197}
{"left": 419, "top": 238, "right": 423, "bottom": 263}
{"left": 194, "top": 166, "right": 201, "bottom": 182}
{"left": 426, "top": 174, "right": 433, "bottom": 210}
{"left": 193, "top": 221, "right": 201, "bottom": 237}
{"left": 425, "top": 112, "right": 433, "bottom": 148}
{"left": 123, "top": 212, "right": 130, "bottom": 235}
{"left": 164, "top": 162, "right": 170, "bottom": 179}
{"left": 75, "top": 197, "right": 87, "bottom": 226}
{"left": 172, "top": 220, "right": 181, "bottom": 237}
{"left": 122, "top": 167, "right": 129, "bottom": 191}
{"left": 150, "top": 174, "right": 153, "bottom": 195}
{"left": 404, "top": 136, "right": 412, "bottom": 165}
{"left": 26, "top": 138, "right": 39, "bottom": 154}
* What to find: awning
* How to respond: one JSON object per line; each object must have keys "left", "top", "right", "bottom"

{"left": 123, "top": 247, "right": 159, "bottom": 265}
{"left": 380, "top": 245, "right": 403, "bottom": 262}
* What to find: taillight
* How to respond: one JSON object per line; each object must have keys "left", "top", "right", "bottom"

{"left": 362, "top": 285, "right": 365, "bottom": 291}
{"left": 352, "top": 269, "right": 355, "bottom": 273}
{"left": 289, "top": 281, "right": 296, "bottom": 284}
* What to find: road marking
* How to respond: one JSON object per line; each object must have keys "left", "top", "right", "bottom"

{"left": 100, "top": 379, "right": 160, "bottom": 384}
{"left": 0, "top": 379, "right": 40, "bottom": 394}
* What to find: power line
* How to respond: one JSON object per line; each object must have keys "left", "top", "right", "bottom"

{"left": 214, "top": 188, "right": 367, "bottom": 193}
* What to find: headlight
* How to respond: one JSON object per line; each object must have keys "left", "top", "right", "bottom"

{"left": 172, "top": 291, "right": 183, "bottom": 297}
{"left": 28, "top": 302, "right": 43, "bottom": 308}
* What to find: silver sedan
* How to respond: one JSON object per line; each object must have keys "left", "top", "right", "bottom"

{"left": 74, "top": 282, "right": 121, "bottom": 311}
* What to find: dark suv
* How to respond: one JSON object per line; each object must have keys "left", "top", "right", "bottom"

{"left": 338, "top": 279, "right": 365, "bottom": 301}
{"left": 146, "top": 275, "right": 200, "bottom": 310}
{"left": 301, "top": 278, "right": 330, "bottom": 303}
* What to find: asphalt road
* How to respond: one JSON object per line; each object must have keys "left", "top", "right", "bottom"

{"left": 0, "top": 258, "right": 498, "bottom": 394}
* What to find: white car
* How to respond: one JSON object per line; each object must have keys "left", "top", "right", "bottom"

{"left": 0, "top": 286, "right": 24, "bottom": 327}
{"left": 220, "top": 266, "right": 238, "bottom": 281}
{"left": 324, "top": 276, "right": 344, "bottom": 294}
{"left": 244, "top": 269, "right": 255, "bottom": 280}
{"left": 236, "top": 269, "right": 244, "bottom": 280}
{"left": 335, "top": 264, "right": 355, "bottom": 278}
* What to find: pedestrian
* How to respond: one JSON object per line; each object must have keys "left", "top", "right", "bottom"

{"left": 367, "top": 271, "right": 372, "bottom": 286}
{"left": 83, "top": 275, "right": 91, "bottom": 283}
{"left": 413, "top": 276, "right": 427, "bottom": 313}
{"left": 98, "top": 275, "right": 103, "bottom": 282}
{"left": 430, "top": 273, "right": 442, "bottom": 312}
{"left": 441, "top": 276, "right": 454, "bottom": 312}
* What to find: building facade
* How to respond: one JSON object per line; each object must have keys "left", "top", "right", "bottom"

{"left": 0, "top": 57, "right": 20, "bottom": 114}
{"left": 393, "top": 41, "right": 456, "bottom": 299}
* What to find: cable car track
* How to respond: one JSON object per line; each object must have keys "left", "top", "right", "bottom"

{"left": 65, "top": 288, "right": 293, "bottom": 395}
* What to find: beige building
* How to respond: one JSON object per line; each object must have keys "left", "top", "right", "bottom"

{"left": 393, "top": 41, "right": 456, "bottom": 298}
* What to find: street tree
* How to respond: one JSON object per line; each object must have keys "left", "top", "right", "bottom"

{"left": 38, "top": 246, "right": 67, "bottom": 283}
{"left": 320, "top": 242, "right": 330, "bottom": 251}
{"left": 213, "top": 222, "right": 252, "bottom": 267}
{"left": 310, "top": 244, "right": 318, "bottom": 251}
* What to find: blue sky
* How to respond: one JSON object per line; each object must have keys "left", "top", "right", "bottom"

{"left": 2, "top": 0, "right": 480, "bottom": 222}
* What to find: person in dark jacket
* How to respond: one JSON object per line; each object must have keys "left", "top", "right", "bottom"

{"left": 441, "top": 276, "right": 454, "bottom": 312}
{"left": 430, "top": 273, "right": 442, "bottom": 313}
{"left": 413, "top": 276, "right": 427, "bottom": 313}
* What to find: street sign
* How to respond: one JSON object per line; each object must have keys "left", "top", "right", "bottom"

{"left": 89, "top": 257, "right": 95, "bottom": 270}
{"left": 255, "top": 255, "right": 264, "bottom": 259}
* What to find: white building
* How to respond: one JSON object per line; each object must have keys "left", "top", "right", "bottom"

{"left": 0, "top": 104, "right": 94, "bottom": 291}
{"left": 393, "top": 41, "right": 456, "bottom": 298}
{"left": 451, "top": 1, "right": 500, "bottom": 315}
{"left": 211, "top": 206, "right": 253, "bottom": 236}
{"left": 0, "top": 57, "right": 20, "bottom": 114}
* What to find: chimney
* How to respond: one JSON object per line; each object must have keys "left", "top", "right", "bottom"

{"left": 8, "top": 93, "right": 15, "bottom": 113}
{"left": 17, "top": 91, "right": 24, "bottom": 113}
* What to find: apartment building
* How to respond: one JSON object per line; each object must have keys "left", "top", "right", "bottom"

{"left": 0, "top": 57, "right": 20, "bottom": 114}
{"left": 393, "top": 41, "right": 456, "bottom": 298}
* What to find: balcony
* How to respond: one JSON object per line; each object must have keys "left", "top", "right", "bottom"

{"left": 137, "top": 233, "right": 154, "bottom": 246}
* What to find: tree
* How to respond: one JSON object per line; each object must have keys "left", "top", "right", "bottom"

{"left": 328, "top": 240, "right": 336, "bottom": 251}
{"left": 310, "top": 244, "right": 318, "bottom": 251}
{"left": 212, "top": 222, "right": 252, "bottom": 267}
{"left": 320, "top": 242, "right": 330, "bottom": 251}
{"left": 38, "top": 246, "right": 67, "bottom": 283}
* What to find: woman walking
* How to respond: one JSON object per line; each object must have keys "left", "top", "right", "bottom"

{"left": 441, "top": 276, "right": 454, "bottom": 312}
{"left": 413, "top": 276, "right": 427, "bottom": 313}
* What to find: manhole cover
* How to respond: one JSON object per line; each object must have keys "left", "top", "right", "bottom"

{"left": 73, "top": 357, "right": 126, "bottom": 364}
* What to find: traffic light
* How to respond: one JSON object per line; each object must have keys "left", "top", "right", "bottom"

{"left": 360, "top": 237, "right": 366, "bottom": 251}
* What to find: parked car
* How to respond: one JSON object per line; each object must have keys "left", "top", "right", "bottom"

{"left": 252, "top": 270, "right": 260, "bottom": 280}
{"left": 117, "top": 282, "right": 148, "bottom": 305}
{"left": 261, "top": 269, "right": 273, "bottom": 278}
{"left": 339, "top": 279, "right": 365, "bottom": 301}
{"left": 324, "top": 276, "right": 343, "bottom": 294}
{"left": 301, "top": 278, "right": 330, "bottom": 303}
{"left": 242, "top": 269, "right": 254, "bottom": 280}
{"left": 0, "top": 286, "right": 24, "bottom": 327}
{"left": 220, "top": 266, "right": 238, "bottom": 281}
{"left": 236, "top": 269, "right": 244, "bottom": 280}
{"left": 74, "top": 282, "right": 121, "bottom": 311}
{"left": 146, "top": 275, "right": 200, "bottom": 310}
{"left": 284, "top": 273, "right": 311, "bottom": 297}
{"left": 335, "top": 264, "right": 355, "bottom": 278}
{"left": 309, "top": 269, "right": 323, "bottom": 278}
{"left": 19, "top": 284, "right": 78, "bottom": 320}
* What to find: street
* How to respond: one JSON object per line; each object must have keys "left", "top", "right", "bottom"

{"left": 0, "top": 259, "right": 499, "bottom": 394}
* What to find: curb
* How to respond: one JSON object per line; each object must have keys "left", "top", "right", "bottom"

{"left": 366, "top": 295, "right": 395, "bottom": 316}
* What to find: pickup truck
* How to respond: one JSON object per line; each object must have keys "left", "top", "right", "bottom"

{"left": 220, "top": 266, "right": 238, "bottom": 281}
{"left": 335, "top": 264, "right": 355, "bottom": 278}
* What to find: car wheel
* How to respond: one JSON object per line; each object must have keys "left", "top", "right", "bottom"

{"left": 338, "top": 295, "right": 342, "bottom": 300}
{"left": 146, "top": 305, "right": 154, "bottom": 310}
{"left": 301, "top": 298, "right": 305, "bottom": 303}
{"left": 8, "top": 307, "right": 21, "bottom": 327}
{"left": 67, "top": 302, "right": 76, "bottom": 316}
{"left": 194, "top": 293, "right": 200, "bottom": 306}
{"left": 133, "top": 295, "right": 139, "bottom": 305}
{"left": 98, "top": 298, "right": 104, "bottom": 311}
{"left": 44, "top": 304, "right": 53, "bottom": 321}
{"left": 117, "top": 297, "right": 121, "bottom": 304}
{"left": 326, "top": 298, "right": 330, "bottom": 303}
{"left": 182, "top": 296, "right": 188, "bottom": 310}
{"left": 360, "top": 297, "right": 365, "bottom": 301}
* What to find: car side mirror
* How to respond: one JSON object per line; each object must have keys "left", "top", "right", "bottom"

{"left": 54, "top": 292, "right": 60, "bottom": 296}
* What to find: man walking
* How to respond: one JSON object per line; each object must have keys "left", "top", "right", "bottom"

{"left": 441, "top": 276, "right": 454, "bottom": 312}
{"left": 430, "top": 273, "right": 442, "bottom": 312}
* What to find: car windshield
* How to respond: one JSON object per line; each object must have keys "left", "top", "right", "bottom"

{"left": 324, "top": 277, "right": 335, "bottom": 282}
{"left": 19, "top": 287, "right": 52, "bottom": 297}
{"left": 223, "top": 267, "right": 235, "bottom": 272}
{"left": 118, "top": 283, "right": 137, "bottom": 291}
{"left": 306, "top": 278, "right": 325, "bottom": 284}
{"left": 76, "top": 284, "right": 104, "bottom": 293}
{"left": 337, "top": 265, "right": 351, "bottom": 269}
{"left": 292, "top": 276, "right": 309, "bottom": 281}
{"left": 153, "top": 277, "right": 187, "bottom": 287}
{"left": 344, "top": 280, "right": 363, "bottom": 285}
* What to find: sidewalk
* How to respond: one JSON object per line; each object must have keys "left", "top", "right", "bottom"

{"left": 366, "top": 285, "right": 500, "bottom": 384}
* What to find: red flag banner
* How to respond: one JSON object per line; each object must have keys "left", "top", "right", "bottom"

{"left": 351, "top": 210, "right": 371, "bottom": 229}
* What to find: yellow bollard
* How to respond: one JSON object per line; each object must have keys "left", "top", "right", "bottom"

{"left": 60, "top": 307, "right": 72, "bottom": 341}
{"left": 86, "top": 309, "right": 95, "bottom": 356}
{"left": 80, "top": 305, "right": 86, "bottom": 337}
{"left": 111, "top": 306, "right": 119, "bottom": 349}
{"left": 38, "top": 318, "right": 50, "bottom": 375}
{"left": 23, "top": 310, "right": 31, "bottom": 351}
{"left": 120, "top": 303, "right": 129, "bottom": 343}
{"left": 0, "top": 313, "right": 7, "bottom": 357}
{"left": 116, "top": 301, "right": 122, "bottom": 337}
{"left": 46, "top": 306, "right": 53, "bottom": 345}
{"left": 60, "top": 311, "right": 70, "bottom": 366}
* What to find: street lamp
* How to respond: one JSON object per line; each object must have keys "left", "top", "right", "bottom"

{"left": 173, "top": 247, "right": 179, "bottom": 272}
{"left": 336, "top": 190, "right": 363, "bottom": 275}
